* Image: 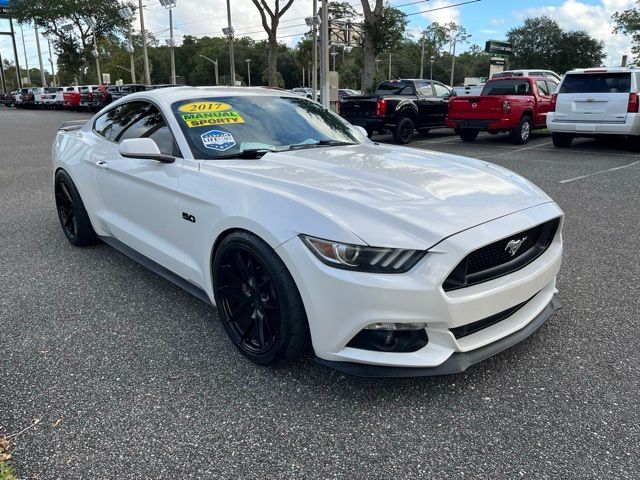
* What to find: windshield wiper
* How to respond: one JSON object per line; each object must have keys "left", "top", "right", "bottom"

{"left": 287, "top": 140, "right": 357, "bottom": 151}
{"left": 213, "top": 149, "right": 275, "bottom": 160}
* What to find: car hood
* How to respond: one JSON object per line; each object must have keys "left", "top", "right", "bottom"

{"left": 201, "top": 143, "right": 553, "bottom": 249}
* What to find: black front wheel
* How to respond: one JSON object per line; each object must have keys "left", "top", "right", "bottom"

{"left": 213, "top": 232, "right": 310, "bottom": 366}
{"left": 393, "top": 116, "right": 415, "bottom": 144}
{"left": 54, "top": 170, "right": 96, "bottom": 246}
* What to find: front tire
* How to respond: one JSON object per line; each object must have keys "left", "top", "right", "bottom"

{"left": 213, "top": 232, "right": 310, "bottom": 366}
{"left": 552, "top": 132, "right": 573, "bottom": 148}
{"left": 393, "top": 116, "right": 415, "bottom": 144}
{"left": 511, "top": 116, "right": 532, "bottom": 145}
{"left": 54, "top": 170, "right": 97, "bottom": 246}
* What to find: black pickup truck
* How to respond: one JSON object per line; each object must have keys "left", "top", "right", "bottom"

{"left": 338, "top": 79, "right": 452, "bottom": 144}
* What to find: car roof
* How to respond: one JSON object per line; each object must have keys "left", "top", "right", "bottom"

{"left": 567, "top": 67, "right": 636, "bottom": 74}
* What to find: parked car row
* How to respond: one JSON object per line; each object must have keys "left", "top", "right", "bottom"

{"left": 339, "top": 67, "right": 640, "bottom": 150}
{"left": 2, "top": 84, "right": 175, "bottom": 111}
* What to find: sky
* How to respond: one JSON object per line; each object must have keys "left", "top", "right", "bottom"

{"left": 0, "top": 0, "right": 636, "bottom": 81}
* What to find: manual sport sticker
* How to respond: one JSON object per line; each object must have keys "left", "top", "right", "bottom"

{"left": 201, "top": 130, "right": 236, "bottom": 151}
{"left": 181, "top": 110, "right": 245, "bottom": 128}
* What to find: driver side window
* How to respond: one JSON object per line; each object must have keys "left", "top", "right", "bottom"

{"left": 115, "top": 101, "right": 181, "bottom": 157}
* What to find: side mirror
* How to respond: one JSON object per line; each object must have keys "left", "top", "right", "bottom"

{"left": 119, "top": 138, "right": 174, "bottom": 163}
{"left": 353, "top": 125, "right": 369, "bottom": 138}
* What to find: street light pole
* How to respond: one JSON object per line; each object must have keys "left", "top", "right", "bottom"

{"left": 388, "top": 52, "right": 392, "bottom": 81}
{"left": 225, "top": 0, "right": 236, "bottom": 86}
{"left": 312, "top": 0, "right": 318, "bottom": 100}
{"left": 430, "top": 56, "right": 434, "bottom": 81}
{"left": 449, "top": 33, "right": 457, "bottom": 87}
{"left": 198, "top": 55, "right": 219, "bottom": 85}
{"left": 319, "top": 0, "right": 329, "bottom": 107}
{"left": 138, "top": 0, "right": 151, "bottom": 84}
{"left": 331, "top": 51, "right": 338, "bottom": 71}
{"left": 419, "top": 31, "right": 425, "bottom": 79}
{"left": 34, "top": 25, "right": 46, "bottom": 86}
{"left": 160, "top": 0, "right": 177, "bottom": 85}
{"left": 20, "top": 25, "right": 30, "bottom": 84}
{"left": 118, "top": 7, "right": 137, "bottom": 84}
{"left": 93, "top": 31, "right": 101, "bottom": 84}
{"left": 246, "top": 59, "right": 251, "bottom": 86}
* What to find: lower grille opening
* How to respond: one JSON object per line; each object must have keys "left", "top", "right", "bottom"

{"left": 347, "top": 329, "right": 428, "bottom": 353}
{"left": 450, "top": 293, "right": 538, "bottom": 339}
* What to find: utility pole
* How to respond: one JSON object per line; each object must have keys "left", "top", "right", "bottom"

{"left": 449, "top": 34, "right": 457, "bottom": 87}
{"left": 419, "top": 31, "right": 425, "bottom": 79}
{"left": 312, "top": 0, "right": 318, "bottom": 100}
{"left": 246, "top": 59, "right": 251, "bottom": 86}
{"left": 430, "top": 56, "right": 434, "bottom": 81}
{"left": 34, "top": 25, "right": 46, "bottom": 86}
{"left": 388, "top": 52, "right": 392, "bottom": 80}
{"left": 214, "top": 59, "right": 219, "bottom": 85}
{"left": 331, "top": 51, "right": 338, "bottom": 71}
{"left": 46, "top": 37, "right": 56, "bottom": 87}
{"left": 92, "top": 31, "right": 101, "bottom": 84}
{"left": 9, "top": 19, "right": 23, "bottom": 88}
{"left": 0, "top": 50, "right": 7, "bottom": 94}
{"left": 138, "top": 0, "right": 151, "bottom": 84}
{"left": 225, "top": 0, "right": 236, "bottom": 86}
{"left": 20, "top": 25, "right": 30, "bottom": 84}
{"left": 319, "top": 0, "right": 329, "bottom": 107}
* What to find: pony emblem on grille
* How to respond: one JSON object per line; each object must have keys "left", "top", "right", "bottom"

{"left": 505, "top": 237, "right": 528, "bottom": 256}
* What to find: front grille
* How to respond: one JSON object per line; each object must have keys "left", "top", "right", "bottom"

{"left": 443, "top": 218, "right": 560, "bottom": 292}
{"left": 450, "top": 293, "right": 537, "bottom": 339}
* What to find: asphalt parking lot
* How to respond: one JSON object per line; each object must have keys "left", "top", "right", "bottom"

{"left": 1, "top": 108, "right": 639, "bottom": 479}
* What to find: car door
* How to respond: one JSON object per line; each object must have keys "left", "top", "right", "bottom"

{"left": 91, "top": 100, "right": 187, "bottom": 275}
{"left": 432, "top": 82, "right": 452, "bottom": 125}
{"left": 535, "top": 79, "right": 553, "bottom": 127}
{"left": 414, "top": 81, "right": 440, "bottom": 126}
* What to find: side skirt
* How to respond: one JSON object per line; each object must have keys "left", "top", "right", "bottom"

{"left": 99, "top": 235, "right": 213, "bottom": 306}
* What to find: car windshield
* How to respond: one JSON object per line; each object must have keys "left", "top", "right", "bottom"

{"left": 559, "top": 73, "right": 631, "bottom": 94}
{"left": 481, "top": 79, "right": 532, "bottom": 95}
{"left": 172, "top": 95, "right": 359, "bottom": 159}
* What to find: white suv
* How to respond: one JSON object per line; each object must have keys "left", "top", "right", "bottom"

{"left": 547, "top": 67, "right": 640, "bottom": 148}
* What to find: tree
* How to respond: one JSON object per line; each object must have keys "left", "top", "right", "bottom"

{"left": 613, "top": 3, "right": 640, "bottom": 58}
{"left": 360, "top": 1, "right": 407, "bottom": 93}
{"left": 250, "top": 0, "right": 296, "bottom": 87}
{"left": 11, "top": 0, "right": 133, "bottom": 83}
{"left": 507, "top": 16, "right": 604, "bottom": 73}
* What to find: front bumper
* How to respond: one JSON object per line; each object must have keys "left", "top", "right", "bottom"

{"left": 275, "top": 202, "right": 563, "bottom": 374}
{"left": 316, "top": 294, "right": 561, "bottom": 377}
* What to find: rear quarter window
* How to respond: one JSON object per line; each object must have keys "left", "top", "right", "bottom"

{"left": 559, "top": 73, "right": 631, "bottom": 94}
{"left": 481, "top": 80, "right": 532, "bottom": 95}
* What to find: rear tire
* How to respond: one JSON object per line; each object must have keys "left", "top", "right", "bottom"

{"left": 459, "top": 128, "right": 479, "bottom": 142}
{"left": 510, "top": 116, "right": 532, "bottom": 145}
{"left": 54, "top": 170, "right": 97, "bottom": 246}
{"left": 212, "top": 231, "right": 310, "bottom": 366}
{"left": 552, "top": 132, "right": 573, "bottom": 148}
{"left": 393, "top": 116, "right": 415, "bottom": 144}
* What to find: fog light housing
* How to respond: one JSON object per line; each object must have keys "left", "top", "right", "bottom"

{"left": 347, "top": 323, "right": 428, "bottom": 353}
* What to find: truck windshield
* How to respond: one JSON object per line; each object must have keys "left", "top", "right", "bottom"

{"left": 559, "top": 73, "right": 630, "bottom": 94}
{"left": 172, "top": 96, "right": 359, "bottom": 159}
{"left": 375, "top": 81, "right": 414, "bottom": 95}
{"left": 481, "top": 80, "right": 531, "bottom": 95}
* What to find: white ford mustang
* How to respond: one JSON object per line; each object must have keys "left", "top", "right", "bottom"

{"left": 52, "top": 86, "right": 563, "bottom": 376}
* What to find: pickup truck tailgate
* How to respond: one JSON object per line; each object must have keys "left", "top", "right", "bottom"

{"left": 339, "top": 96, "right": 378, "bottom": 119}
{"left": 448, "top": 96, "right": 503, "bottom": 119}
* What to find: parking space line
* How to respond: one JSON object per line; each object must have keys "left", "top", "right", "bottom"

{"left": 559, "top": 160, "right": 640, "bottom": 184}
{"left": 535, "top": 147, "right": 640, "bottom": 159}
{"left": 475, "top": 141, "right": 553, "bottom": 159}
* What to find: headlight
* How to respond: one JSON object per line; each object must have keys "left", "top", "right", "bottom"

{"left": 300, "top": 235, "right": 426, "bottom": 273}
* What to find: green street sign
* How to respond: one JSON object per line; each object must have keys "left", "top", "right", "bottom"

{"left": 485, "top": 40, "right": 513, "bottom": 56}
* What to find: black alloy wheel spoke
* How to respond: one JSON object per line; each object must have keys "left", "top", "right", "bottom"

{"left": 216, "top": 245, "right": 281, "bottom": 355}
{"left": 60, "top": 182, "right": 73, "bottom": 204}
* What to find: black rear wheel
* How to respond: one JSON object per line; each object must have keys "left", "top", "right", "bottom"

{"left": 54, "top": 170, "right": 96, "bottom": 246}
{"left": 459, "top": 128, "right": 479, "bottom": 142}
{"left": 213, "top": 232, "right": 309, "bottom": 365}
{"left": 393, "top": 116, "right": 415, "bottom": 144}
{"left": 552, "top": 132, "right": 574, "bottom": 148}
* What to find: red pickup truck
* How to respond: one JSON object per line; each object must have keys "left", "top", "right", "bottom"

{"left": 446, "top": 76, "right": 557, "bottom": 144}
